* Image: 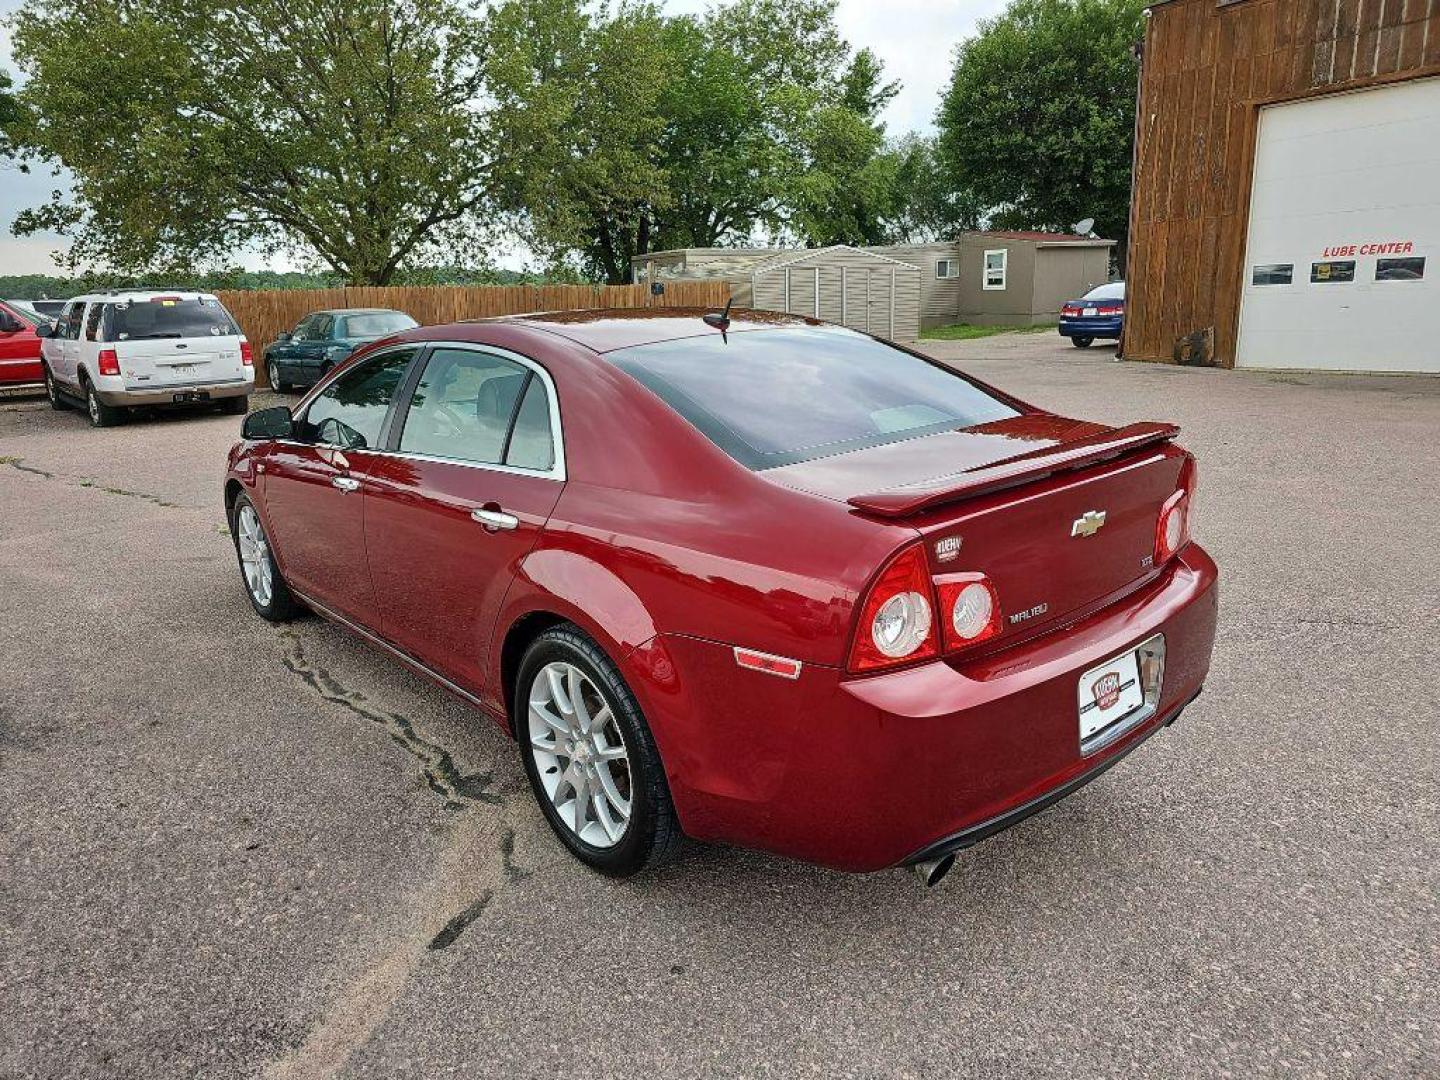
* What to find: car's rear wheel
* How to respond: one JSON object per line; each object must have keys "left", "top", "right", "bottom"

{"left": 1071, "top": 336, "right": 1094, "bottom": 349}
{"left": 516, "top": 626, "right": 683, "bottom": 877}
{"left": 231, "top": 495, "right": 300, "bottom": 621}
{"left": 44, "top": 365, "right": 66, "bottom": 410}
{"left": 84, "top": 379, "right": 123, "bottom": 427}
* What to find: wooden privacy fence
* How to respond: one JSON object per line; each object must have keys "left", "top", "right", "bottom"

{"left": 215, "top": 280, "right": 731, "bottom": 388}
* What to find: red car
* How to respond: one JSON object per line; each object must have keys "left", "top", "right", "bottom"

{"left": 0, "top": 300, "right": 46, "bottom": 387}
{"left": 225, "top": 309, "right": 1217, "bottom": 884}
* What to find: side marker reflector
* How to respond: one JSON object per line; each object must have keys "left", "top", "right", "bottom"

{"left": 733, "top": 647, "right": 803, "bottom": 680}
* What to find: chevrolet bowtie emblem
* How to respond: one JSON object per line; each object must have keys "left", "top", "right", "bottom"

{"left": 1071, "top": 510, "right": 1107, "bottom": 538}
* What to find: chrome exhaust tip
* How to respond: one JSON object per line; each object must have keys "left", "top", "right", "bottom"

{"left": 910, "top": 853, "right": 956, "bottom": 888}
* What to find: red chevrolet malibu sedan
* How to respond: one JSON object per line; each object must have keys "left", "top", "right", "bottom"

{"left": 224, "top": 309, "right": 1217, "bottom": 884}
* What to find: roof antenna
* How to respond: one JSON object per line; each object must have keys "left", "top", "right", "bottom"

{"left": 702, "top": 295, "right": 733, "bottom": 339}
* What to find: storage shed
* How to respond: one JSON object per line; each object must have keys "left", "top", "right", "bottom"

{"left": 635, "top": 245, "right": 924, "bottom": 341}
{"left": 870, "top": 233, "right": 1116, "bottom": 329}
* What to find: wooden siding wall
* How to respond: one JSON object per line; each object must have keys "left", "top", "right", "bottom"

{"left": 1127, "top": 0, "right": 1440, "bottom": 367}
{"left": 217, "top": 281, "right": 729, "bottom": 386}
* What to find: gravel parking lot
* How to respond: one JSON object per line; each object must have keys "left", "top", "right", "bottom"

{"left": 2, "top": 334, "right": 1436, "bottom": 1079}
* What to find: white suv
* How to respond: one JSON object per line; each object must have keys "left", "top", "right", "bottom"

{"left": 38, "top": 289, "right": 254, "bottom": 426}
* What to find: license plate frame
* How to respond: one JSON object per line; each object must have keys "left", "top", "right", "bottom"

{"left": 171, "top": 390, "right": 210, "bottom": 403}
{"left": 1077, "top": 641, "right": 1156, "bottom": 754}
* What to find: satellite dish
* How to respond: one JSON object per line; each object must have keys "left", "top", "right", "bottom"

{"left": 1073, "top": 217, "right": 1096, "bottom": 236}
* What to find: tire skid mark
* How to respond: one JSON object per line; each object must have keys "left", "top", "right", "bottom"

{"left": 279, "top": 631, "right": 504, "bottom": 808}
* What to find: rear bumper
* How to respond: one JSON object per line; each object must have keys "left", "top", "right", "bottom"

{"left": 1059, "top": 317, "right": 1124, "bottom": 339}
{"left": 644, "top": 543, "right": 1218, "bottom": 872}
{"left": 97, "top": 377, "right": 253, "bottom": 405}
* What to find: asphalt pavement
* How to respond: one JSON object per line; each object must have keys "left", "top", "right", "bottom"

{"left": 1, "top": 336, "right": 1436, "bottom": 1079}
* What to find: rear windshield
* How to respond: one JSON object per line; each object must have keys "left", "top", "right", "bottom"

{"left": 107, "top": 297, "right": 239, "bottom": 341}
{"left": 1083, "top": 282, "right": 1125, "bottom": 301}
{"left": 610, "top": 327, "right": 1019, "bottom": 469}
{"left": 341, "top": 311, "right": 418, "bottom": 339}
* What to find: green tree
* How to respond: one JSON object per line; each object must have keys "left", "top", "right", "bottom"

{"left": 0, "top": 69, "right": 23, "bottom": 161}
{"left": 9, "top": 0, "right": 496, "bottom": 283}
{"left": 936, "top": 0, "right": 1145, "bottom": 260}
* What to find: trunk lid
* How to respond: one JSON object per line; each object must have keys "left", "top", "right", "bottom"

{"left": 767, "top": 414, "right": 1187, "bottom": 645}
{"left": 116, "top": 335, "right": 247, "bottom": 388}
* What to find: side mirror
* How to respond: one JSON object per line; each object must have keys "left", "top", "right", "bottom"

{"left": 277, "top": 331, "right": 292, "bottom": 342}
{"left": 33, "top": 322, "right": 54, "bottom": 339}
{"left": 241, "top": 405, "right": 294, "bottom": 441}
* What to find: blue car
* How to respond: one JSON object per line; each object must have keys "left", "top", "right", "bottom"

{"left": 263, "top": 308, "right": 419, "bottom": 392}
{"left": 1059, "top": 282, "right": 1125, "bottom": 348}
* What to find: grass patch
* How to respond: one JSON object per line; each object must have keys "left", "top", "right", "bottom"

{"left": 920, "top": 323, "right": 1054, "bottom": 341}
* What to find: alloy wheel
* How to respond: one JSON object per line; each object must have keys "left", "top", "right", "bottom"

{"left": 267, "top": 359, "right": 279, "bottom": 391}
{"left": 235, "top": 504, "right": 274, "bottom": 607}
{"left": 527, "top": 661, "right": 632, "bottom": 848}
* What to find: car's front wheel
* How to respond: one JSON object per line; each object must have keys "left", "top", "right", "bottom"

{"left": 516, "top": 626, "right": 683, "bottom": 877}
{"left": 1071, "top": 336, "right": 1094, "bottom": 349}
{"left": 231, "top": 495, "right": 300, "bottom": 621}
{"left": 44, "top": 365, "right": 66, "bottom": 411}
{"left": 266, "top": 358, "right": 288, "bottom": 393}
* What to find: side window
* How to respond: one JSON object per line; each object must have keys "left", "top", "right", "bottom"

{"left": 304, "top": 348, "right": 416, "bottom": 449}
{"left": 292, "top": 315, "right": 315, "bottom": 340}
{"left": 398, "top": 348, "right": 531, "bottom": 465}
{"left": 315, "top": 315, "right": 335, "bottom": 340}
{"left": 505, "top": 374, "right": 555, "bottom": 471}
{"left": 85, "top": 303, "right": 105, "bottom": 341}
{"left": 64, "top": 303, "right": 86, "bottom": 340}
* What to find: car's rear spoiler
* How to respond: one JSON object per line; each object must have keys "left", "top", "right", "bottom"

{"left": 847, "top": 422, "right": 1181, "bottom": 518}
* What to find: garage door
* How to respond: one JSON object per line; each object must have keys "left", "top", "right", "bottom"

{"left": 1236, "top": 77, "right": 1440, "bottom": 373}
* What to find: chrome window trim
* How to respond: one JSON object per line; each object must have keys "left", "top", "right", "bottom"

{"left": 293, "top": 340, "right": 567, "bottom": 482}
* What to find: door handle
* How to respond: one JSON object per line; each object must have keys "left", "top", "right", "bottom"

{"left": 331, "top": 475, "right": 361, "bottom": 493}
{"left": 471, "top": 507, "right": 519, "bottom": 531}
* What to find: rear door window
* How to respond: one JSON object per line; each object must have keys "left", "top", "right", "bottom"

{"left": 85, "top": 304, "right": 104, "bottom": 341}
{"left": 109, "top": 297, "right": 239, "bottom": 340}
{"left": 610, "top": 326, "right": 1019, "bottom": 470}
{"left": 341, "top": 312, "right": 418, "bottom": 338}
{"left": 398, "top": 348, "right": 531, "bottom": 465}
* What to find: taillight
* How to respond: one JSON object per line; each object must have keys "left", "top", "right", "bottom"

{"left": 239, "top": 340, "right": 253, "bottom": 367}
{"left": 1062, "top": 304, "right": 1082, "bottom": 316}
{"left": 1155, "top": 459, "right": 1196, "bottom": 563}
{"left": 848, "top": 544, "right": 938, "bottom": 673}
{"left": 937, "top": 573, "right": 1003, "bottom": 651}
{"left": 97, "top": 348, "right": 120, "bottom": 376}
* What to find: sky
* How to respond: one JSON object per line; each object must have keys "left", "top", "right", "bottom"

{"left": 0, "top": 0, "right": 1007, "bottom": 276}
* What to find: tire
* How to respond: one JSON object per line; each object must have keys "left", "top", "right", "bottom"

{"left": 515, "top": 626, "right": 683, "bottom": 877}
{"left": 1071, "top": 337, "right": 1095, "bottom": 349}
{"left": 266, "top": 358, "right": 288, "bottom": 393}
{"left": 221, "top": 395, "right": 249, "bottom": 416}
{"left": 44, "top": 365, "right": 66, "bottom": 410}
{"left": 230, "top": 494, "right": 301, "bottom": 622}
{"left": 84, "top": 379, "right": 123, "bottom": 427}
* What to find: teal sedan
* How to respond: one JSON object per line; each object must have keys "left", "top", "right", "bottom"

{"left": 263, "top": 308, "right": 419, "bottom": 392}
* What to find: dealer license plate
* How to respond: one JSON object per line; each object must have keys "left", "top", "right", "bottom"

{"left": 1082, "top": 306, "right": 1098, "bottom": 317}
{"left": 1078, "top": 648, "right": 1144, "bottom": 743}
